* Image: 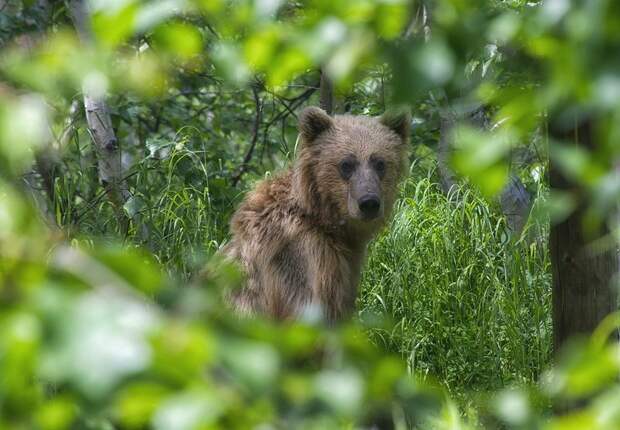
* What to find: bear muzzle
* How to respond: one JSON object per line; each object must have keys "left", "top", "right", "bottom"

{"left": 358, "top": 194, "right": 382, "bottom": 220}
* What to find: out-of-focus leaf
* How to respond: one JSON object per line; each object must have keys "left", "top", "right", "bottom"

{"left": 551, "top": 143, "right": 605, "bottom": 186}
{"left": 451, "top": 126, "right": 512, "bottom": 198}
{"left": 591, "top": 386, "right": 620, "bottom": 429}
{"left": 324, "top": 30, "right": 373, "bottom": 81}
{"left": 547, "top": 410, "right": 596, "bottom": 430}
{"left": 122, "top": 51, "right": 168, "bottom": 96}
{"left": 0, "top": 95, "right": 48, "bottom": 174}
{"left": 487, "top": 11, "right": 521, "bottom": 44}
{"left": 493, "top": 388, "right": 531, "bottom": 426}
{"left": 281, "top": 372, "right": 313, "bottom": 406}
{"left": 374, "top": 1, "right": 408, "bottom": 39}
{"left": 314, "top": 368, "right": 364, "bottom": 416}
{"left": 40, "top": 288, "right": 160, "bottom": 399}
{"left": 92, "top": 245, "right": 165, "bottom": 296}
{"left": 152, "top": 388, "right": 227, "bottom": 430}
{"left": 414, "top": 38, "right": 455, "bottom": 86}
{"left": 114, "top": 382, "right": 170, "bottom": 429}
{"left": 299, "top": 17, "right": 347, "bottom": 62}
{"left": 134, "top": 0, "right": 189, "bottom": 32}
{"left": 267, "top": 46, "right": 312, "bottom": 87}
{"left": 254, "top": 0, "right": 284, "bottom": 19}
{"left": 244, "top": 24, "right": 282, "bottom": 69}
{"left": 35, "top": 396, "right": 77, "bottom": 430}
{"left": 92, "top": 3, "right": 138, "bottom": 48}
{"left": 396, "top": 377, "right": 444, "bottom": 425}
{"left": 530, "top": 190, "right": 577, "bottom": 225}
{"left": 152, "top": 22, "right": 202, "bottom": 60}
{"left": 0, "top": 311, "right": 42, "bottom": 415}
{"left": 151, "top": 323, "right": 215, "bottom": 384}
{"left": 222, "top": 340, "right": 280, "bottom": 390}
{"left": 194, "top": 0, "right": 223, "bottom": 14}
{"left": 543, "top": 340, "right": 620, "bottom": 399}
{"left": 212, "top": 42, "right": 250, "bottom": 84}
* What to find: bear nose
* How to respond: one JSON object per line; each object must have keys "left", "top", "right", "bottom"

{"left": 358, "top": 194, "right": 381, "bottom": 219}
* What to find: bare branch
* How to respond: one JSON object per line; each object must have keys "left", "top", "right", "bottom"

{"left": 231, "top": 86, "right": 263, "bottom": 187}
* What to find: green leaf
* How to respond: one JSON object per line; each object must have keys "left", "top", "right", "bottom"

{"left": 153, "top": 389, "right": 226, "bottom": 430}
{"left": 152, "top": 22, "right": 203, "bottom": 60}
{"left": 93, "top": 245, "right": 165, "bottom": 296}
{"left": 314, "top": 368, "right": 364, "bottom": 416}
{"left": 451, "top": 126, "right": 512, "bottom": 198}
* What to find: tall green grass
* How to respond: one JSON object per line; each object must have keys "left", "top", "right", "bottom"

{"left": 58, "top": 145, "right": 551, "bottom": 395}
{"left": 129, "top": 146, "right": 235, "bottom": 277}
{"left": 54, "top": 142, "right": 235, "bottom": 279}
{"left": 359, "top": 176, "right": 551, "bottom": 394}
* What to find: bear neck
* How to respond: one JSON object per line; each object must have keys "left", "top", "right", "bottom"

{"left": 290, "top": 174, "right": 377, "bottom": 248}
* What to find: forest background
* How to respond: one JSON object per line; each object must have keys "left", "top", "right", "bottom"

{"left": 1, "top": 0, "right": 620, "bottom": 428}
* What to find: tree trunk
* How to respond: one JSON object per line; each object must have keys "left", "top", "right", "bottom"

{"left": 437, "top": 110, "right": 457, "bottom": 194}
{"left": 550, "top": 117, "right": 619, "bottom": 352}
{"left": 500, "top": 175, "right": 532, "bottom": 234}
{"left": 438, "top": 102, "right": 532, "bottom": 234}
{"left": 67, "top": 0, "right": 130, "bottom": 232}
{"left": 319, "top": 69, "right": 334, "bottom": 115}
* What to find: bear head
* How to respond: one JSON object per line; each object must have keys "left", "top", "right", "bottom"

{"left": 295, "top": 106, "right": 410, "bottom": 234}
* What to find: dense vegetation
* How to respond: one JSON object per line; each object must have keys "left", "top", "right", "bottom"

{"left": 1, "top": 0, "right": 619, "bottom": 428}
{"left": 361, "top": 177, "right": 550, "bottom": 393}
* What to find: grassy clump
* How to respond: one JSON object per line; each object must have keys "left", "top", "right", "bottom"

{"left": 359, "top": 176, "right": 551, "bottom": 394}
{"left": 61, "top": 144, "right": 551, "bottom": 396}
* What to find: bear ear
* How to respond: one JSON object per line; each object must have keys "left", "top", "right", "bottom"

{"left": 299, "top": 106, "right": 333, "bottom": 143}
{"left": 380, "top": 108, "right": 411, "bottom": 142}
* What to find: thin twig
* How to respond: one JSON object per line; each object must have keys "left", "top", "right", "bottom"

{"left": 231, "top": 86, "right": 262, "bottom": 187}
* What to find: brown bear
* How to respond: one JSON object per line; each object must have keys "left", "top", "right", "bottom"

{"left": 222, "top": 106, "right": 410, "bottom": 322}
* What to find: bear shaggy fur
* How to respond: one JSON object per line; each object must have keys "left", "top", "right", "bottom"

{"left": 223, "top": 106, "right": 410, "bottom": 322}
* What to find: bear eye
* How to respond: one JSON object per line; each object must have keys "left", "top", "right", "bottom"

{"left": 339, "top": 159, "right": 356, "bottom": 179}
{"left": 373, "top": 158, "right": 386, "bottom": 177}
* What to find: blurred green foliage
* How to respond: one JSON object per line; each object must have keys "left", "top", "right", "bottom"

{"left": 1, "top": 0, "right": 620, "bottom": 428}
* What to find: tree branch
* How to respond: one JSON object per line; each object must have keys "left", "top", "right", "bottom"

{"left": 231, "top": 86, "right": 262, "bottom": 187}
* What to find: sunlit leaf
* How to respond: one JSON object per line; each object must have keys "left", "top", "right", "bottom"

{"left": 114, "top": 382, "right": 170, "bottom": 428}
{"left": 35, "top": 396, "right": 77, "bottom": 430}
{"left": 544, "top": 340, "right": 620, "bottom": 399}
{"left": 493, "top": 388, "right": 531, "bottom": 426}
{"left": 93, "top": 244, "right": 165, "bottom": 296}
{"left": 244, "top": 25, "right": 281, "bottom": 69}
{"left": 152, "top": 21, "right": 203, "bottom": 60}
{"left": 151, "top": 323, "right": 215, "bottom": 384}
{"left": 153, "top": 389, "right": 226, "bottom": 430}
{"left": 212, "top": 42, "right": 251, "bottom": 84}
{"left": 222, "top": 340, "right": 280, "bottom": 390}
{"left": 551, "top": 143, "right": 605, "bottom": 186}
{"left": 324, "top": 30, "right": 373, "bottom": 81}
{"left": 40, "top": 287, "right": 160, "bottom": 399}
{"left": 451, "top": 126, "right": 512, "bottom": 198}
{"left": 314, "top": 368, "right": 364, "bottom": 416}
{"left": 0, "top": 95, "right": 49, "bottom": 173}
{"left": 92, "top": 3, "right": 138, "bottom": 48}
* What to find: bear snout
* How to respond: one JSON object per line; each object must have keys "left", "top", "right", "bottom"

{"left": 358, "top": 194, "right": 381, "bottom": 220}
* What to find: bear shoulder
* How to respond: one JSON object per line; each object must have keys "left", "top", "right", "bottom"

{"left": 237, "top": 170, "right": 293, "bottom": 212}
{"left": 230, "top": 170, "right": 298, "bottom": 239}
